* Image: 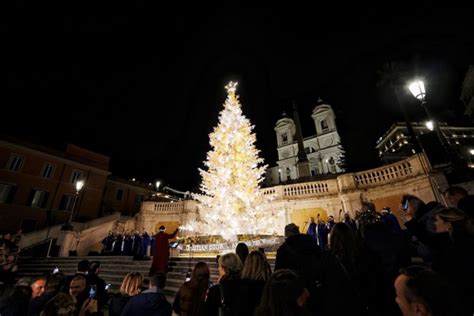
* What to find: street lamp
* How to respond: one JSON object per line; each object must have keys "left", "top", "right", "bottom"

{"left": 156, "top": 181, "right": 161, "bottom": 191}
{"left": 408, "top": 79, "right": 450, "bottom": 160}
{"left": 62, "top": 180, "right": 85, "bottom": 231}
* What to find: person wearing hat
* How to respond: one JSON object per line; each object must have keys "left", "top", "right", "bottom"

{"left": 150, "top": 225, "right": 179, "bottom": 274}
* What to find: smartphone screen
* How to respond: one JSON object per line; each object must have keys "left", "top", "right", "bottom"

{"left": 52, "top": 267, "right": 59, "bottom": 274}
{"left": 105, "top": 283, "right": 111, "bottom": 290}
{"left": 89, "top": 285, "right": 97, "bottom": 299}
{"left": 403, "top": 199, "right": 409, "bottom": 210}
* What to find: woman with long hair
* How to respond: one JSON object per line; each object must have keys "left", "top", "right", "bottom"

{"left": 173, "top": 261, "right": 210, "bottom": 316}
{"left": 109, "top": 272, "right": 144, "bottom": 316}
{"left": 316, "top": 222, "right": 378, "bottom": 316}
{"left": 434, "top": 207, "right": 474, "bottom": 315}
{"left": 239, "top": 250, "right": 272, "bottom": 315}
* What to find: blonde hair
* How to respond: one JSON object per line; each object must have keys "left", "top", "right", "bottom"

{"left": 120, "top": 272, "right": 144, "bottom": 296}
{"left": 241, "top": 250, "right": 271, "bottom": 281}
{"left": 436, "top": 207, "right": 474, "bottom": 235}
{"left": 218, "top": 253, "right": 242, "bottom": 280}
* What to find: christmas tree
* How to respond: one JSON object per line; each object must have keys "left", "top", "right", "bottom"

{"left": 187, "top": 81, "right": 282, "bottom": 240}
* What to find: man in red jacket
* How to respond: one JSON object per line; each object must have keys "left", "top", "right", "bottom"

{"left": 151, "top": 225, "right": 178, "bottom": 273}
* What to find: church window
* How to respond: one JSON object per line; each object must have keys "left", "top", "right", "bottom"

{"left": 321, "top": 120, "right": 329, "bottom": 132}
{"left": 281, "top": 133, "right": 288, "bottom": 144}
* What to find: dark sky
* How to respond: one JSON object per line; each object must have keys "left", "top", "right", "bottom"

{"left": 2, "top": 6, "right": 473, "bottom": 190}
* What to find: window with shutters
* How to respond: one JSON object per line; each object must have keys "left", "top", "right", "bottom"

{"left": 0, "top": 184, "right": 16, "bottom": 203}
{"left": 71, "top": 170, "right": 83, "bottom": 184}
{"left": 7, "top": 155, "right": 24, "bottom": 172}
{"left": 41, "top": 163, "right": 56, "bottom": 179}
{"left": 60, "top": 195, "right": 77, "bottom": 211}
{"left": 29, "top": 190, "right": 49, "bottom": 208}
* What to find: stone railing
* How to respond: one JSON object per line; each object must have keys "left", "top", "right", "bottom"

{"left": 261, "top": 179, "right": 336, "bottom": 200}
{"left": 353, "top": 154, "right": 427, "bottom": 188}
{"left": 283, "top": 181, "right": 331, "bottom": 197}
{"left": 142, "top": 201, "right": 185, "bottom": 213}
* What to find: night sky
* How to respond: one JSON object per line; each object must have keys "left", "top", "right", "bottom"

{"left": 2, "top": 7, "right": 473, "bottom": 191}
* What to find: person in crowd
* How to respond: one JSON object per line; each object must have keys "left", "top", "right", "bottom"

{"left": 235, "top": 242, "right": 249, "bottom": 265}
{"left": 132, "top": 231, "right": 142, "bottom": 258}
{"left": 0, "top": 253, "right": 18, "bottom": 285}
{"left": 239, "top": 250, "right": 272, "bottom": 315}
{"left": 150, "top": 232, "right": 155, "bottom": 256}
{"left": 255, "top": 269, "right": 310, "bottom": 316}
{"left": 0, "top": 280, "right": 32, "bottom": 316}
{"left": 394, "top": 265, "right": 453, "bottom": 316}
{"left": 123, "top": 232, "right": 133, "bottom": 256}
{"left": 109, "top": 272, "right": 144, "bottom": 316}
{"left": 401, "top": 194, "right": 445, "bottom": 264}
{"left": 101, "top": 231, "right": 115, "bottom": 255}
{"left": 306, "top": 217, "right": 317, "bottom": 241}
{"left": 457, "top": 194, "right": 474, "bottom": 219}
{"left": 151, "top": 225, "right": 178, "bottom": 273}
{"left": 173, "top": 261, "right": 210, "bottom": 316}
{"left": 87, "top": 261, "right": 106, "bottom": 312}
{"left": 30, "top": 272, "right": 68, "bottom": 316}
{"left": 444, "top": 186, "right": 468, "bottom": 208}
{"left": 433, "top": 207, "right": 474, "bottom": 315}
{"left": 205, "top": 252, "right": 243, "bottom": 316}
{"left": 0, "top": 232, "right": 18, "bottom": 255}
{"left": 112, "top": 233, "right": 123, "bottom": 256}
{"left": 69, "top": 276, "right": 88, "bottom": 310}
{"left": 142, "top": 231, "right": 151, "bottom": 257}
{"left": 121, "top": 272, "right": 172, "bottom": 316}
{"left": 316, "top": 218, "right": 328, "bottom": 249}
{"left": 28, "top": 272, "right": 66, "bottom": 316}
{"left": 31, "top": 275, "right": 47, "bottom": 299}
{"left": 316, "top": 222, "right": 379, "bottom": 315}
{"left": 40, "top": 292, "right": 76, "bottom": 316}
{"left": 326, "top": 215, "right": 336, "bottom": 233}
{"left": 63, "top": 260, "right": 90, "bottom": 293}
{"left": 381, "top": 207, "right": 402, "bottom": 233}
{"left": 343, "top": 211, "right": 357, "bottom": 232}
{"left": 274, "top": 223, "right": 320, "bottom": 315}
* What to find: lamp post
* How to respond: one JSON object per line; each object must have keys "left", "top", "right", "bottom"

{"left": 408, "top": 80, "right": 449, "bottom": 151}
{"left": 62, "top": 180, "right": 84, "bottom": 231}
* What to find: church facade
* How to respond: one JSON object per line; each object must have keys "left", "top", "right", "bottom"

{"left": 266, "top": 100, "right": 346, "bottom": 186}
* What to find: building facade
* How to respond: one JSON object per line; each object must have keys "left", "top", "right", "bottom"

{"left": 266, "top": 100, "right": 345, "bottom": 186}
{"left": 376, "top": 122, "right": 474, "bottom": 166}
{"left": 102, "top": 177, "right": 157, "bottom": 217}
{"left": 0, "top": 137, "right": 110, "bottom": 233}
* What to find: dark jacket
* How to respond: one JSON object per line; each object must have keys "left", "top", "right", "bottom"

{"left": 205, "top": 279, "right": 265, "bottom": 316}
{"left": 121, "top": 288, "right": 171, "bottom": 316}
{"left": 109, "top": 293, "right": 132, "bottom": 316}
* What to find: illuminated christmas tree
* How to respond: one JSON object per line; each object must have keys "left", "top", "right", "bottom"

{"left": 187, "top": 81, "right": 282, "bottom": 240}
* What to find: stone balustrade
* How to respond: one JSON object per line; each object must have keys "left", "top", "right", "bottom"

{"left": 142, "top": 201, "right": 185, "bottom": 213}
{"left": 352, "top": 154, "right": 426, "bottom": 188}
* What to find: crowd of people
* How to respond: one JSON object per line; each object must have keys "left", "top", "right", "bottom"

{"left": 0, "top": 186, "right": 472, "bottom": 315}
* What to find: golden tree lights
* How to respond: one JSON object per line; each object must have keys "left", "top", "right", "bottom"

{"left": 183, "top": 81, "right": 283, "bottom": 240}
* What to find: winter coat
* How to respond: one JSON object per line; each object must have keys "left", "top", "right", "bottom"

{"left": 121, "top": 288, "right": 171, "bottom": 316}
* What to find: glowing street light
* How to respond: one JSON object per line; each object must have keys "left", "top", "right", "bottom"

{"left": 62, "top": 180, "right": 85, "bottom": 231}
{"left": 425, "top": 121, "right": 434, "bottom": 131}
{"left": 408, "top": 80, "right": 426, "bottom": 102}
{"left": 156, "top": 181, "right": 161, "bottom": 191}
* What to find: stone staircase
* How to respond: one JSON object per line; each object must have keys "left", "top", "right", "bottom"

{"left": 17, "top": 256, "right": 275, "bottom": 303}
